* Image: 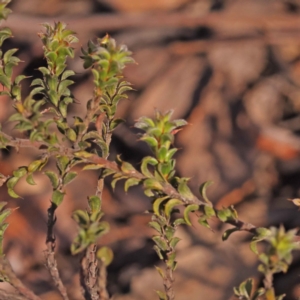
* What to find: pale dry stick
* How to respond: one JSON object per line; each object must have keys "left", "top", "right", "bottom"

{"left": 168, "top": 32, "right": 300, "bottom": 56}
{"left": 5, "top": 13, "right": 300, "bottom": 38}
{"left": 45, "top": 202, "right": 70, "bottom": 300}
{"left": 0, "top": 257, "right": 41, "bottom": 300}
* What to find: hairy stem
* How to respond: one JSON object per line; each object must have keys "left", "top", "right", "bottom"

{"left": 163, "top": 266, "right": 175, "bottom": 300}
{"left": 84, "top": 117, "right": 112, "bottom": 300}
{"left": 84, "top": 244, "right": 100, "bottom": 300}
{"left": 45, "top": 203, "right": 69, "bottom": 300}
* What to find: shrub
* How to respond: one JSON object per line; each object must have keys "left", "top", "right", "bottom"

{"left": 0, "top": 1, "right": 299, "bottom": 299}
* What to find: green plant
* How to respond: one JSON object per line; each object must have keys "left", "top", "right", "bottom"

{"left": 0, "top": 1, "right": 299, "bottom": 300}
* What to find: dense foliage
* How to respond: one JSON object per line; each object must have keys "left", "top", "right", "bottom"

{"left": 0, "top": 1, "right": 299, "bottom": 300}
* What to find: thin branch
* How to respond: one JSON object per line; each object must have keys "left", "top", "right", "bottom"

{"left": 76, "top": 96, "right": 112, "bottom": 298}
{"left": 84, "top": 244, "right": 100, "bottom": 300}
{"left": 0, "top": 257, "right": 41, "bottom": 300}
{"left": 45, "top": 203, "right": 70, "bottom": 300}
{"left": 0, "top": 131, "right": 259, "bottom": 234}
{"left": 79, "top": 254, "right": 91, "bottom": 300}
{"left": 163, "top": 266, "right": 175, "bottom": 300}
{"left": 82, "top": 115, "right": 113, "bottom": 300}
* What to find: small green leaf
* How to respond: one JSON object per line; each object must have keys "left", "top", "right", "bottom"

{"left": 155, "top": 266, "right": 165, "bottom": 279}
{"left": 56, "top": 155, "right": 69, "bottom": 174}
{"left": 143, "top": 178, "right": 163, "bottom": 191}
{"left": 199, "top": 180, "right": 213, "bottom": 204}
{"left": 152, "top": 236, "right": 168, "bottom": 251}
{"left": 111, "top": 175, "right": 126, "bottom": 190}
{"left": 0, "top": 209, "right": 11, "bottom": 224}
{"left": 72, "top": 210, "right": 90, "bottom": 227}
{"left": 173, "top": 218, "right": 186, "bottom": 226}
{"left": 63, "top": 172, "right": 77, "bottom": 185}
{"left": 222, "top": 228, "right": 239, "bottom": 241}
{"left": 255, "top": 227, "right": 271, "bottom": 239}
{"left": 7, "top": 177, "right": 20, "bottom": 190}
{"left": 157, "top": 146, "right": 168, "bottom": 162}
{"left": 44, "top": 171, "right": 59, "bottom": 189}
{"left": 156, "top": 290, "right": 167, "bottom": 300}
{"left": 52, "top": 190, "right": 65, "bottom": 206}
{"left": 109, "top": 118, "right": 124, "bottom": 131}
{"left": 165, "top": 148, "right": 177, "bottom": 161}
{"left": 28, "top": 160, "right": 44, "bottom": 173}
{"left": 144, "top": 189, "right": 154, "bottom": 197}
{"left": 74, "top": 151, "right": 92, "bottom": 158}
{"left": 66, "top": 128, "right": 77, "bottom": 142}
{"left": 38, "top": 66, "right": 50, "bottom": 76}
{"left": 121, "top": 162, "right": 136, "bottom": 174}
{"left": 203, "top": 205, "right": 215, "bottom": 217}
{"left": 97, "top": 246, "right": 114, "bottom": 266}
{"left": 0, "top": 74, "right": 10, "bottom": 88}
{"left": 252, "top": 288, "right": 266, "bottom": 299}
{"left": 170, "top": 237, "right": 181, "bottom": 248}
{"left": 198, "top": 215, "right": 211, "bottom": 229}
{"left": 8, "top": 188, "right": 20, "bottom": 199}
{"left": 26, "top": 174, "right": 36, "bottom": 185}
{"left": 124, "top": 178, "right": 140, "bottom": 192}
{"left": 58, "top": 79, "right": 74, "bottom": 95}
{"left": 13, "top": 167, "right": 27, "bottom": 178}
{"left": 88, "top": 195, "right": 101, "bottom": 213}
{"left": 31, "top": 78, "right": 44, "bottom": 87}
{"left": 58, "top": 97, "right": 73, "bottom": 117}
{"left": 134, "top": 116, "right": 155, "bottom": 129}
{"left": 173, "top": 119, "right": 188, "bottom": 128}
{"left": 82, "top": 131, "right": 101, "bottom": 141}
{"left": 30, "top": 86, "right": 45, "bottom": 97}
{"left": 178, "top": 180, "right": 194, "bottom": 199}
{"left": 216, "top": 206, "right": 238, "bottom": 222}
{"left": 148, "top": 221, "right": 162, "bottom": 233}
{"left": 61, "top": 70, "right": 75, "bottom": 80}
{"left": 165, "top": 226, "right": 175, "bottom": 240}
{"left": 250, "top": 241, "right": 259, "bottom": 255}
{"left": 166, "top": 251, "right": 177, "bottom": 270}
{"left": 183, "top": 204, "right": 199, "bottom": 226}
{"left": 83, "top": 164, "right": 104, "bottom": 170}
{"left": 141, "top": 156, "right": 158, "bottom": 178}
{"left": 164, "top": 199, "right": 183, "bottom": 218}
{"left": 153, "top": 196, "right": 169, "bottom": 216}
{"left": 140, "top": 136, "right": 158, "bottom": 149}
{"left": 90, "top": 211, "right": 103, "bottom": 223}
{"left": 153, "top": 245, "right": 163, "bottom": 260}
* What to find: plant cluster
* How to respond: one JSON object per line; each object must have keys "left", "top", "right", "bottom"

{"left": 0, "top": 1, "right": 299, "bottom": 300}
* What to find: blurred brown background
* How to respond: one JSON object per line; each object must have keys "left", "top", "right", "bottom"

{"left": 1, "top": 0, "right": 300, "bottom": 299}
